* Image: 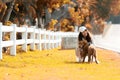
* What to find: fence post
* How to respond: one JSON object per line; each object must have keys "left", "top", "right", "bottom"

{"left": 47, "top": 30, "right": 51, "bottom": 49}
{"left": 0, "top": 23, "right": 2, "bottom": 59}
{"left": 45, "top": 29, "right": 47, "bottom": 50}
{"left": 49, "top": 31, "right": 52, "bottom": 49}
{"left": 58, "top": 32, "right": 61, "bottom": 46}
{"left": 30, "top": 27, "right": 35, "bottom": 50}
{"left": 47, "top": 30, "right": 50, "bottom": 49}
{"left": 56, "top": 32, "right": 59, "bottom": 47}
{"left": 43, "top": 29, "right": 47, "bottom": 50}
{"left": 10, "top": 24, "right": 16, "bottom": 56}
{"left": 51, "top": 31, "right": 54, "bottom": 49}
{"left": 22, "top": 26, "right": 27, "bottom": 52}
{"left": 37, "top": 28, "right": 42, "bottom": 51}
{"left": 57, "top": 32, "right": 59, "bottom": 47}
{"left": 60, "top": 32, "right": 63, "bottom": 47}
{"left": 55, "top": 32, "right": 58, "bottom": 48}
{"left": 54, "top": 32, "right": 56, "bottom": 48}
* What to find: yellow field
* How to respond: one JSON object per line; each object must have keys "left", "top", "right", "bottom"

{"left": 0, "top": 47, "right": 120, "bottom": 80}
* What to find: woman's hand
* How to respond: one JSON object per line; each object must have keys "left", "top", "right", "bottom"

{"left": 89, "top": 44, "right": 95, "bottom": 49}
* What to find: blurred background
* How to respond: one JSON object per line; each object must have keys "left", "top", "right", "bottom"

{"left": 0, "top": 0, "right": 120, "bottom": 33}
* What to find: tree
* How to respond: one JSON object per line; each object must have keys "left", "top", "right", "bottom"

{"left": 0, "top": 0, "right": 120, "bottom": 32}
{"left": 0, "top": 1, "right": 7, "bottom": 22}
{"left": 2, "top": 0, "right": 15, "bottom": 23}
{"left": 88, "top": 0, "right": 112, "bottom": 20}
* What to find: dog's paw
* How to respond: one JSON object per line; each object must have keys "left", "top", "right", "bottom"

{"left": 96, "top": 60, "right": 100, "bottom": 64}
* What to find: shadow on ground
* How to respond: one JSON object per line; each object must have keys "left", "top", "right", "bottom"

{"left": 64, "top": 61, "right": 89, "bottom": 64}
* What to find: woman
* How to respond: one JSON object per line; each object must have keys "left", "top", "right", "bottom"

{"left": 75, "top": 26, "right": 95, "bottom": 62}
{"left": 78, "top": 26, "right": 93, "bottom": 45}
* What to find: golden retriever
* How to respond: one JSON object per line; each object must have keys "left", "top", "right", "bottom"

{"left": 78, "top": 40, "right": 99, "bottom": 64}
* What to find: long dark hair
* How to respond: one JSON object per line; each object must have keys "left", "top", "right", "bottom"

{"left": 78, "top": 32, "right": 92, "bottom": 43}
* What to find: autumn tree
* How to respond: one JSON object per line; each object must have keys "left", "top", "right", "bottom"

{"left": 0, "top": 1, "right": 7, "bottom": 22}
{"left": 0, "top": 0, "right": 120, "bottom": 32}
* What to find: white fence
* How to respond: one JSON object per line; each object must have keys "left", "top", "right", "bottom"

{"left": 0, "top": 23, "right": 78, "bottom": 59}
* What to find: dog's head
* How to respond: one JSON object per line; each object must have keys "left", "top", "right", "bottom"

{"left": 79, "top": 40, "right": 88, "bottom": 48}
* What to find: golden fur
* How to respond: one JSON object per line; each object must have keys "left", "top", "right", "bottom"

{"left": 78, "top": 40, "right": 99, "bottom": 64}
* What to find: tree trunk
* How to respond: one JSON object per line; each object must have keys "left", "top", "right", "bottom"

{"left": 3, "top": 0, "right": 15, "bottom": 23}
{"left": 0, "top": 3, "right": 7, "bottom": 22}
{"left": 24, "top": 3, "right": 32, "bottom": 25}
{"left": 36, "top": 10, "right": 42, "bottom": 28}
{"left": 44, "top": 7, "right": 51, "bottom": 26}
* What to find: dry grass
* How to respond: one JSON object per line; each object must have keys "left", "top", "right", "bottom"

{"left": 0, "top": 47, "right": 120, "bottom": 80}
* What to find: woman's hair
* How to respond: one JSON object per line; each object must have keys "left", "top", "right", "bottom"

{"left": 78, "top": 32, "right": 92, "bottom": 43}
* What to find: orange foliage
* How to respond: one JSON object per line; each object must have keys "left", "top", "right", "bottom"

{"left": 60, "top": 19, "right": 74, "bottom": 32}
{"left": 48, "top": 19, "right": 58, "bottom": 31}
{"left": 68, "top": 7, "right": 85, "bottom": 26}
{"left": 111, "top": 0, "right": 120, "bottom": 15}
{"left": 85, "top": 23, "right": 92, "bottom": 30}
{"left": 39, "top": 0, "right": 71, "bottom": 13}
{"left": 4, "top": 21, "right": 12, "bottom": 26}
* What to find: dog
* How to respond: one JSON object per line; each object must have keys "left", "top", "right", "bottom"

{"left": 78, "top": 40, "right": 99, "bottom": 64}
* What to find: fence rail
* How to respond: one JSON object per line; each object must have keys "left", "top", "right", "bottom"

{"left": 0, "top": 23, "right": 79, "bottom": 59}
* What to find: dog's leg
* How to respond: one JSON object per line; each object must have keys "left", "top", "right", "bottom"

{"left": 91, "top": 55, "right": 94, "bottom": 63}
{"left": 88, "top": 54, "right": 93, "bottom": 63}
{"left": 94, "top": 56, "right": 99, "bottom": 64}
{"left": 93, "top": 51, "right": 99, "bottom": 64}
{"left": 90, "top": 50, "right": 94, "bottom": 63}
{"left": 82, "top": 56, "right": 85, "bottom": 63}
{"left": 82, "top": 53, "right": 87, "bottom": 63}
{"left": 87, "top": 48, "right": 93, "bottom": 63}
